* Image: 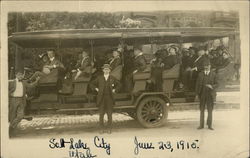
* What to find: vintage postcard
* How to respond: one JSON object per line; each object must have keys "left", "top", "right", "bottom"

{"left": 1, "top": 1, "right": 249, "bottom": 158}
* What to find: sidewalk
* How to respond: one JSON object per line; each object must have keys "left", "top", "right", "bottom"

{"left": 15, "top": 91, "right": 240, "bottom": 135}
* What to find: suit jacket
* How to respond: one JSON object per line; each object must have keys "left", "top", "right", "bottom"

{"left": 90, "top": 75, "right": 121, "bottom": 106}
{"left": 134, "top": 54, "right": 147, "bottom": 72}
{"left": 195, "top": 71, "right": 218, "bottom": 101}
{"left": 48, "top": 58, "right": 65, "bottom": 70}
{"left": 193, "top": 55, "right": 208, "bottom": 72}
{"left": 109, "top": 57, "right": 122, "bottom": 71}
{"left": 78, "top": 56, "right": 91, "bottom": 72}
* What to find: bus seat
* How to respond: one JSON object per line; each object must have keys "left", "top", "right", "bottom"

{"left": 72, "top": 71, "right": 91, "bottom": 96}
{"left": 162, "top": 64, "right": 180, "bottom": 79}
{"left": 162, "top": 64, "right": 180, "bottom": 93}
{"left": 39, "top": 69, "right": 58, "bottom": 84}
{"left": 132, "top": 65, "right": 151, "bottom": 93}
{"left": 110, "top": 65, "right": 123, "bottom": 81}
{"left": 217, "top": 62, "right": 234, "bottom": 81}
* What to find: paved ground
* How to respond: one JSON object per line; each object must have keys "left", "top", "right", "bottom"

{"left": 14, "top": 91, "right": 240, "bottom": 136}
{"left": 6, "top": 91, "right": 248, "bottom": 158}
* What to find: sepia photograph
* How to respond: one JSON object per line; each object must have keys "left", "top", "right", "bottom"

{"left": 1, "top": 1, "right": 249, "bottom": 158}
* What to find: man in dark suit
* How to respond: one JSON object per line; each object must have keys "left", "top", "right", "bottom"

{"left": 9, "top": 72, "right": 40, "bottom": 136}
{"left": 195, "top": 61, "right": 218, "bottom": 130}
{"left": 133, "top": 47, "right": 147, "bottom": 73}
{"left": 90, "top": 64, "right": 121, "bottom": 133}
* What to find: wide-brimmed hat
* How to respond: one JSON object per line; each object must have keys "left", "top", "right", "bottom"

{"left": 102, "top": 64, "right": 111, "bottom": 70}
{"left": 39, "top": 53, "right": 47, "bottom": 58}
{"left": 15, "top": 71, "right": 24, "bottom": 76}
{"left": 167, "top": 45, "right": 179, "bottom": 53}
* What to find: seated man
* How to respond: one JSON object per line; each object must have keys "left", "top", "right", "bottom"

{"left": 163, "top": 46, "right": 178, "bottom": 70}
{"left": 109, "top": 50, "right": 122, "bottom": 71}
{"left": 133, "top": 47, "right": 147, "bottom": 74}
{"left": 150, "top": 50, "right": 165, "bottom": 91}
{"left": 29, "top": 50, "right": 65, "bottom": 82}
{"left": 72, "top": 51, "right": 91, "bottom": 80}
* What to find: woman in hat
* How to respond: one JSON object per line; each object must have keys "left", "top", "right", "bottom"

{"left": 163, "top": 46, "right": 178, "bottom": 69}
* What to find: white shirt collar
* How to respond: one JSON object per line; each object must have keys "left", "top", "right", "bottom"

{"left": 204, "top": 70, "right": 210, "bottom": 75}
{"left": 104, "top": 74, "right": 109, "bottom": 80}
{"left": 135, "top": 52, "right": 143, "bottom": 58}
{"left": 50, "top": 57, "right": 55, "bottom": 61}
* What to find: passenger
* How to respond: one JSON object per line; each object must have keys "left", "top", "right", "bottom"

{"left": 163, "top": 46, "right": 178, "bottom": 69}
{"left": 181, "top": 48, "right": 197, "bottom": 90}
{"left": 46, "top": 50, "right": 65, "bottom": 70}
{"left": 189, "top": 47, "right": 209, "bottom": 91}
{"left": 29, "top": 50, "right": 64, "bottom": 82}
{"left": 72, "top": 51, "right": 91, "bottom": 80}
{"left": 216, "top": 51, "right": 231, "bottom": 70}
{"left": 122, "top": 48, "right": 134, "bottom": 92}
{"left": 150, "top": 51, "right": 164, "bottom": 91}
{"left": 133, "top": 47, "right": 147, "bottom": 74}
{"left": 109, "top": 50, "right": 122, "bottom": 71}
{"left": 191, "top": 47, "right": 208, "bottom": 73}
{"left": 209, "top": 49, "right": 219, "bottom": 69}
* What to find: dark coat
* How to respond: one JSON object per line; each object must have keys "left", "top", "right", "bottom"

{"left": 182, "top": 55, "right": 196, "bottom": 69}
{"left": 134, "top": 54, "right": 147, "bottom": 72}
{"left": 90, "top": 75, "right": 121, "bottom": 106}
{"left": 195, "top": 71, "right": 218, "bottom": 101}
{"left": 48, "top": 58, "right": 65, "bottom": 70}
{"left": 109, "top": 57, "right": 122, "bottom": 71}
{"left": 78, "top": 56, "right": 91, "bottom": 72}
{"left": 193, "top": 55, "right": 208, "bottom": 72}
{"left": 217, "top": 58, "right": 231, "bottom": 69}
{"left": 163, "top": 55, "right": 178, "bottom": 69}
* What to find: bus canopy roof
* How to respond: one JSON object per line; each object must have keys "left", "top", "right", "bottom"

{"left": 9, "top": 27, "right": 238, "bottom": 48}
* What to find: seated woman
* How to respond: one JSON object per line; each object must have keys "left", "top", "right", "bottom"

{"left": 109, "top": 50, "right": 122, "bottom": 71}
{"left": 216, "top": 51, "right": 231, "bottom": 70}
{"left": 163, "top": 46, "right": 178, "bottom": 70}
{"left": 72, "top": 51, "right": 91, "bottom": 80}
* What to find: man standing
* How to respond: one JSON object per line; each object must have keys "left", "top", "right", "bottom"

{"left": 195, "top": 61, "right": 218, "bottom": 130}
{"left": 90, "top": 64, "right": 120, "bottom": 133}
{"left": 9, "top": 72, "right": 40, "bottom": 136}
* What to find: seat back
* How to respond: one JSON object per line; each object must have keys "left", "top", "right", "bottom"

{"left": 217, "top": 61, "right": 234, "bottom": 81}
{"left": 162, "top": 64, "right": 180, "bottom": 79}
{"left": 133, "top": 64, "right": 151, "bottom": 80}
{"left": 39, "top": 69, "right": 58, "bottom": 84}
{"left": 162, "top": 64, "right": 180, "bottom": 93}
{"left": 110, "top": 65, "right": 123, "bottom": 81}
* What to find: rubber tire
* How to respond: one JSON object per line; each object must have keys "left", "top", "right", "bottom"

{"left": 136, "top": 97, "right": 168, "bottom": 128}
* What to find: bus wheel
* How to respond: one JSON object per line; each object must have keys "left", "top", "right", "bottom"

{"left": 136, "top": 97, "right": 168, "bottom": 128}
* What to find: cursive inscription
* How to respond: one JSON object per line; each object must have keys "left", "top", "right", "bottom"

{"left": 93, "top": 136, "right": 111, "bottom": 155}
{"left": 134, "top": 136, "right": 155, "bottom": 155}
